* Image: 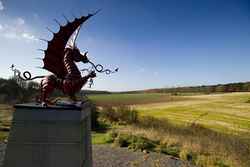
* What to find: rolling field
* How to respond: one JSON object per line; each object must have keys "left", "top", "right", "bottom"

{"left": 1, "top": 92, "right": 250, "bottom": 135}
{"left": 0, "top": 92, "right": 250, "bottom": 166}
{"left": 90, "top": 92, "right": 250, "bottom": 166}
{"left": 88, "top": 93, "right": 188, "bottom": 106}
{"left": 135, "top": 93, "right": 250, "bottom": 135}
{"left": 89, "top": 92, "right": 250, "bottom": 135}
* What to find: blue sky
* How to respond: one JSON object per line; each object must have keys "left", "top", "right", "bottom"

{"left": 0, "top": 0, "right": 249, "bottom": 91}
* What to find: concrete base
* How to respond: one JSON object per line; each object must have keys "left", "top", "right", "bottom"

{"left": 3, "top": 103, "right": 92, "bottom": 167}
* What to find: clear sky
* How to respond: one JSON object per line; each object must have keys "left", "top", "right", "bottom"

{"left": 0, "top": 0, "right": 249, "bottom": 91}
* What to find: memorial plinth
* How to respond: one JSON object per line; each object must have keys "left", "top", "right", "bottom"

{"left": 3, "top": 103, "right": 92, "bottom": 167}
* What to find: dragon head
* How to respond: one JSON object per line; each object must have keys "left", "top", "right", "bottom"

{"left": 65, "top": 47, "right": 89, "bottom": 63}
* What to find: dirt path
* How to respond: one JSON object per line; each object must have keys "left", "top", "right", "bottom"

{"left": 93, "top": 145, "right": 193, "bottom": 167}
{"left": 0, "top": 143, "right": 193, "bottom": 167}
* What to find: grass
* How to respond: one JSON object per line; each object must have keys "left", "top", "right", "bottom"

{"left": 105, "top": 115, "right": 250, "bottom": 167}
{"left": 1, "top": 92, "right": 250, "bottom": 166}
{"left": 91, "top": 132, "right": 111, "bottom": 144}
{"left": 1, "top": 92, "right": 250, "bottom": 136}
{"left": 135, "top": 93, "right": 250, "bottom": 135}
{"left": 0, "top": 104, "right": 13, "bottom": 141}
{"left": 93, "top": 92, "right": 250, "bottom": 166}
{"left": 88, "top": 93, "right": 187, "bottom": 106}
{"left": 89, "top": 92, "right": 250, "bottom": 135}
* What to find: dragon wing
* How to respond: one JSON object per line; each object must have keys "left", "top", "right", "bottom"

{"left": 42, "top": 14, "right": 94, "bottom": 79}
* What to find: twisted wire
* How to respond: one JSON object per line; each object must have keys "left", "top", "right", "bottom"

{"left": 10, "top": 64, "right": 44, "bottom": 81}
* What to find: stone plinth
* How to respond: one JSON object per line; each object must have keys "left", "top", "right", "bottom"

{"left": 3, "top": 103, "right": 92, "bottom": 167}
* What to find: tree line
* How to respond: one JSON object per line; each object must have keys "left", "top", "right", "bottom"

{"left": 142, "top": 82, "right": 250, "bottom": 94}
{"left": 121, "top": 82, "right": 250, "bottom": 94}
{"left": 0, "top": 77, "right": 39, "bottom": 104}
{"left": 1, "top": 77, "right": 250, "bottom": 104}
{"left": 0, "top": 77, "right": 110, "bottom": 104}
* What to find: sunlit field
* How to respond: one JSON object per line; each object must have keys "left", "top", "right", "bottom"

{"left": 88, "top": 93, "right": 188, "bottom": 106}
{"left": 1, "top": 92, "right": 250, "bottom": 166}
{"left": 135, "top": 93, "right": 250, "bottom": 135}
{"left": 89, "top": 92, "right": 250, "bottom": 135}
{"left": 1, "top": 92, "right": 250, "bottom": 136}
{"left": 90, "top": 92, "right": 250, "bottom": 166}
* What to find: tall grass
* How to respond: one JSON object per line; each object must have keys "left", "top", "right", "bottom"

{"left": 100, "top": 105, "right": 138, "bottom": 124}
{"left": 137, "top": 116, "right": 250, "bottom": 167}
{"left": 99, "top": 106, "right": 250, "bottom": 167}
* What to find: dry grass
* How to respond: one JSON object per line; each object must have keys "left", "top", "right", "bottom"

{"left": 118, "top": 119, "right": 250, "bottom": 167}
{"left": 135, "top": 93, "right": 250, "bottom": 135}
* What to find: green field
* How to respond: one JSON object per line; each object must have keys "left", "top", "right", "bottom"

{"left": 0, "top": 92, "right": 250, "bottom": 166}
{"left": 90, "top": 92, "right": 250, "bottom": 135}
{"left": 90, "top": 92, "right": 250, "bottom": 166}
{"left": 88, "top": 93, "right": 188, "bottom": 106}
{"left": 135, "top": 93, "right": 250, "bottom": 135}
{"left": 1, "top": 92, "right": 250, "bottom": 136}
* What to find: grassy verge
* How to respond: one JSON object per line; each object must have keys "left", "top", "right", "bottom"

{"left": 92, "top": 132, "right": 113, "bottom": 145}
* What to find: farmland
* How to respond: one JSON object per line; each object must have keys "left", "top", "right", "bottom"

{"left": 89, "top": 92, "right": 250, "bottom": 166}
{"left": 0, "top": 92, "right": 250, "bottom": 166}
{"left": 88, "top": 93, "right": 188, "bottom": 106}
{"left": 1, "top": 92, "right": 250, "bottom": 136}
{"left": 89, "top": 92, "right": 250, "bottom": 135}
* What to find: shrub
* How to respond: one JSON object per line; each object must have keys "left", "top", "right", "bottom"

{"left": 112, "top": 133, "right": 157, "bottom": 152}
{"left": 113, "top": 134, "right": 131, "bottom": 147}
{"left": 128, "top": 136, "right": 156, "bottom": 151}
{"left": 106, "top": 130, "right": 118, "bottom": 143}
{"left": 179, "top": 149, "right": 197, "bottom": 163}
{"left": 100, "top": 106, "right": 138, "bottom": 124}
{"left": 137, "top": 116, "right": 169, "bottom": 129}
{"left": 155, "top": 144, "right": 180, "bottom": 157}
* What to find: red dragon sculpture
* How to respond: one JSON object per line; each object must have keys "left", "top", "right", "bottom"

{"left": 11, "top": 11, "right": 118, "bottom": 106}
{"left": 40, "top": 13, "right": 96, "bottom": 105}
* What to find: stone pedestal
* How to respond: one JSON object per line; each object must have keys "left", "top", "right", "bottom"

{"left": 3, "top": 103, "right": 92, "bottom": 167}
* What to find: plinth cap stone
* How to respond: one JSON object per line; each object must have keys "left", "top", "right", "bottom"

{"left": 14, "top": 102, "right": 86, "bottom": 111}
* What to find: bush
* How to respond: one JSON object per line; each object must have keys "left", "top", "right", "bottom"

{"left": 155, "top": 144, "right": 180, "bottom": 157}
{"left": 106, "top": 130, "right": 118, "bottom": 143}
{"left": 112, "top": 133, "right": 157, "bottom": 152}
{"left": 113, "top": 134, "right": 131, "bottom": 147}
{"left": 100, "top": 106, "right": 138, "bottom": 124}
{"left": 128, "top": 136, "right": 156, "bottom": 151}
{"left": 137, "top": 116, "right": 170, "bottom": 129}
{"left": 179, "top": 149, "right": 197, "bottom": 163}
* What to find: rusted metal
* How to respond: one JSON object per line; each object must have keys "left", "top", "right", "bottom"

{"left": 11, "top": 11, "right": 118, "bottom": 106}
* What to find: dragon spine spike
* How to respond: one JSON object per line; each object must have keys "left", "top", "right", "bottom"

{"left": 34, "top": 58, "right": 43, "bottom": 60}
{"left": 92, "top": 9, "right": 102, "bottom": 16}
{"left": 37, "top": 49, "right": 45, "bottom": 52}
{"left": 39, "top": 38, "right": 49, "bottom": 42}
{"left": 53, "top": 19, "right": 61, "bottom": 26}
{"left": 71, "top": 12, "right": 77, "bottom": 18}
{"left": 35, "top": 66, "right": 44, "bottom": 69}
{"left": 46, "top": 27, "right": 55, "bottom": 34}
{"left": 62, "top": 14, "right": 70, "bottom": 22}
{"left": 42, "top": 14, "right": 94, "bottom": 79}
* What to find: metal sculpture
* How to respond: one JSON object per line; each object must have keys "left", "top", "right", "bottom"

{"left": 11, "top": 11, "right": 118, "bottom": 106}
